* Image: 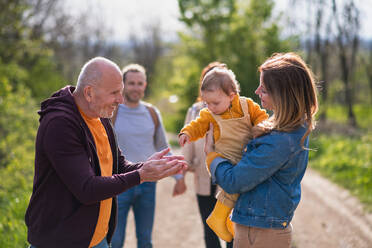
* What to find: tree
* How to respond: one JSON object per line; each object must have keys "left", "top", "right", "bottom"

{"left": 177, "top": 0, "right": 293, "bottom": 104}
{"left": 150, "top": 43, "right": 201, "bottom": 132}
{"left": 127, "top": 21, "right": 166, "bottom": 97}
{"left": 313, "top": 0, "right": 333, "bottom": 121}
{"left": 18, "top": 0, "right": 123, "bottom": 93}
{"left": 0, "top": 70, "right": 38, "bottom": 248}
{"left": 179, "top": 0, "right": 235, "bottom": 66}
{"left": 332, "top": 0, "right": 360, "bottom": 126}
{"left": 290, "top": 0, "right": 367, "bottom": 126}
{"left": 0, "top": 0, "right": 66, "bottom": 100}
{"left": 361, "top": 42, "right": 372, "bottom": 104}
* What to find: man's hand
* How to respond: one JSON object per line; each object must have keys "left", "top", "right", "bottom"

{"left": 147, "top": 147, "right": 171, "bottom": 160}
{"left": 178, "top": 133, "right": 190, "bottom": 147}
{"left": 138, "top": 148, "right": 188, "bottom": 183}
{"left": 172, "top": 177, "right": 187, "bottom": 197}
{"left": 204, "top": 124, "right": 215, "bottom": 155}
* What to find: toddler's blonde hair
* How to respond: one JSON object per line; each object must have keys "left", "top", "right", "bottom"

{"left": 201, "top": 67, "right": 240, "bottom": 96}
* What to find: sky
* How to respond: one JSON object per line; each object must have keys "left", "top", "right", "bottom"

{"left": 65, "top": 0, "right": 183, "bottom": 41}
{"left": 65, "top": 0, "right": 372, "bottom": 42}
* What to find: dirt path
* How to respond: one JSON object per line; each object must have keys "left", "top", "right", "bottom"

{"left": 121, "top": 150, "right": 372, "bottom": 248}
{"left": 291, "top": 168, "right": 372, "bottom": 248}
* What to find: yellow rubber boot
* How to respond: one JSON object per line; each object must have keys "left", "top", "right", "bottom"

{"left": 226, "top": 214, "right": 235, "bottom": 237}
{"left": 206, "top": 201, "right": 233, "bottom": 242}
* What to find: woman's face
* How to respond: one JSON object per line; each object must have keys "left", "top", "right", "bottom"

{"left": 255, "top": 72, "right": 274, "bottom": 110}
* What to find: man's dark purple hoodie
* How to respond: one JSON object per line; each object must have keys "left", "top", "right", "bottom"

{"left": 25, "top": 86, "right": 142, "bottom": 248}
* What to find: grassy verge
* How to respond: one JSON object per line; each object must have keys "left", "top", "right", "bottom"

{"left": 0, "top": 161, "right": 34, "bottom": 247}
{"left": 0, "top": 88, "right": 37, "bottom": 247}
{"left": 309, "top": 130, "right": 372, "bottom": 211}
{"left": 309, "top": 104, "right": 372, "bottom": 211}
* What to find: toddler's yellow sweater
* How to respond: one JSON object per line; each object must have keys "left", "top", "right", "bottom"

{"left": 181, "top": 94, "right": 268, "bottom": 142}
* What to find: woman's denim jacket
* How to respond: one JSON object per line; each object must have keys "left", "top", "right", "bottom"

{"left": 209, "top": 125, "right": 310, "bottom": 229}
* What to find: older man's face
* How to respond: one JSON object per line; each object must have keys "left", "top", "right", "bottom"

{"left": 89, "top": 70, "right": 124, "bottom": 118}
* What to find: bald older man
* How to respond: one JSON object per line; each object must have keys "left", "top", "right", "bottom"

{"left": 25, "top": 57, "right": 187, "bottom": 248}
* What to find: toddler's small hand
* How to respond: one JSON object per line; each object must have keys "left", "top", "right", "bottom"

{"left": 178, "top": 134, "right": 189, "bottom": 147}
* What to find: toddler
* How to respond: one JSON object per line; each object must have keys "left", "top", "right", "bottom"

{"left": 179, "top": 67, "right": 268, "bottom": 242}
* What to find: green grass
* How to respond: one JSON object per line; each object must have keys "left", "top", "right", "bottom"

{"left": 309, "top": 131, "right": 372, "bottom": 211}
{"left": 308, "top": 104, "right": 372, "bottom": 211}
{"left": 0, "top": 161, "right": 34, "bottom": 248}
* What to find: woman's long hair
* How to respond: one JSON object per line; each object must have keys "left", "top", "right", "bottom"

{"left": 259, "top": 52, "right": 318, "bottom": 147}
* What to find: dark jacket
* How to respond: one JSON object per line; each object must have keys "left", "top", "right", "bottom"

{"left": 25, "top": 86, "right": 142, "bottom": 248}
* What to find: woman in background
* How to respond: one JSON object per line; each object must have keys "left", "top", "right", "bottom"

{"left": 182, "top": 62, "right": 233, "bottom": 248}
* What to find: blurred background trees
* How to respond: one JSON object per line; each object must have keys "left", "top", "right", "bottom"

{"left": 0, "top": 0, "right": 371, "bottom": 247}
{"left": 155, "top": 0, "right": 294, "bottom": 131}
{"left": 2, "top": 0, "right": 370, "bottom": 130}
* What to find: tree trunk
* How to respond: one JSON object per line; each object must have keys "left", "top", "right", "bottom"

{"left": 332, "top": 0, "right": 359, "bottom": 127}
{"left": 367, "top": 45, "right": 372, "bottom": 104}
{"left": 319, "top": 41, "right": 330, "bottom": 122}
{"left": 366, "top": 64, "right": 372, "bottom": 105}
{"left": 339, "top": 46, "right": 357, "bottom": 126}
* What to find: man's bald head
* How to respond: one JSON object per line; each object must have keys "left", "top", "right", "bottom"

{"left": 73, "top": 57, "right": 124, "bottom": 118}
{"left": 76, "top": 57, "right": 122, "bottom": 92}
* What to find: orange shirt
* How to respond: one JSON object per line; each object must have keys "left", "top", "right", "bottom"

{"left": 79, "top": 109, "right": 113, "bottom": 247}
{"left": 181, "top": 94, "right": 268, "bottom": 142}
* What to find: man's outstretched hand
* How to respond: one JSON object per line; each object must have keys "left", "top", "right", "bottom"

{"left": 138, "top": 148, "right": 188, "bottom": 183}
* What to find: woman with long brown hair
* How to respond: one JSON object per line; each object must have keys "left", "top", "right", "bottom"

{"left": 205, "top": 52, "right": 318, "bottom": 248}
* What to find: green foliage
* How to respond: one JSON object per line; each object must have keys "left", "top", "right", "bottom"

{"left": 0, "top": 161, "right": 34, "bottom": 248}
{"left": 308, "top": 104, "right": 372, "bottom": 211}
{"left": 0, "top": 59, "right": 28, "bottom": 90}
{"left": 0, "top": 2, "right": 51, "bottom": 246}
{"left": 179, "top": 0, "right": 235, "bottom": 28}
{"left": 177, "top": 0, "right": 296, "bottom": 105}
{"left": 24, "top": 48, "right": 66, "bottom": 101}
{"left": 158, "top": 0, "right": 296, "bottom": 132}
{"left": 0, "top": 0, "right": 65, "bottom": 101}
{"left": 178, "top": 0, "right": 235, "bottom": 65}
{"left": 309, "top": 132, "right": 372, "bottom": 211}
{"left": 323, "top": 104, "right": 372, "bottom": 129}
{"left": 149, "top": 44, "right": 201, "bottom": 132}
{"left": 155, "top": 0, "right": 298, "bottom": 132}
{"left": 0, "top": 0, "right": 29, "bottom": 64}
{"left": 223, "top": 0, "right": 294, "bottom": 99}
{"left": 0, "top": 80, "right": 38, "bottom": 247}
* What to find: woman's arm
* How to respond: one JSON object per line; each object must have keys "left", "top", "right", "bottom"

{"left": 207, "top": 134, "right": 293, "bottom": 194}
